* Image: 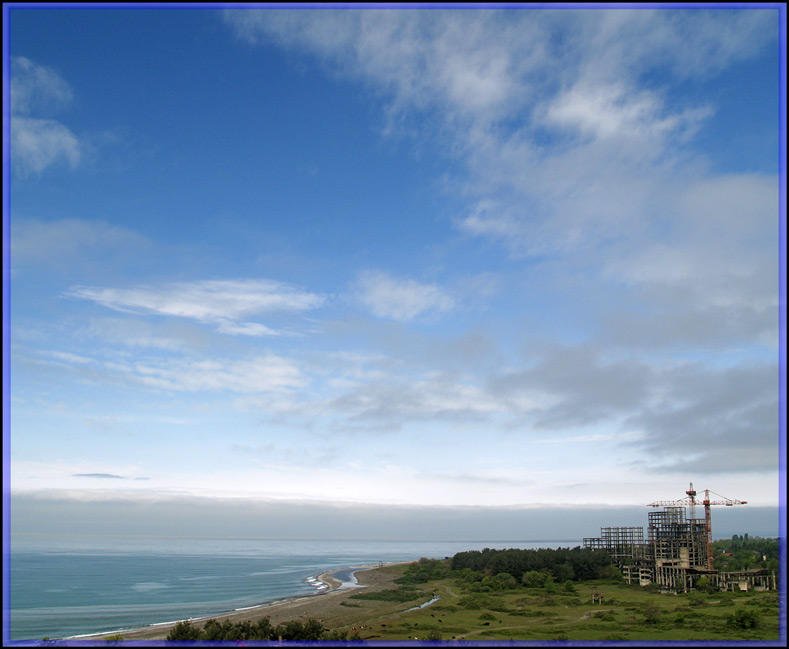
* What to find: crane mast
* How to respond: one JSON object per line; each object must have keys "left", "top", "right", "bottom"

{"left": 648, "top": 482, "right": 746, "bottom": 570}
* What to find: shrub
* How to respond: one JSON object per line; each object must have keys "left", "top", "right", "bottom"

{"left": 458, "top": 593, "right": 494, "bottom": 609}
{"left": 522, "top": 570, "right": 550, "bottom": 589}
{"left": 695, "top": 576, "right": 716, "bottom": 593}
{"left": 597, "top": 564, "right": 624, "bottom": 582}
{"left": 351, "top": 586, "right": 421, "bottom": 602}
{"left": 642, "top": 602, "right": 662, "bottom": 625}
{"left": 728, "top": 608, "right": 760, "bottom": 629}
{"left": 166, "top": 621, "right": 200, "bottom": 641}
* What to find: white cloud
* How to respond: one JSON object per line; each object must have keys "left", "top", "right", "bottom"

{"left": 11, "top": 116, "right": 81, "bottom": 176}
{"left": 224, "top": 9, "right": 538, "bottom": 126}
{"left": 66, "top": 278, "right": 325, "bottom": 336}
{"left": 354, "top": 270, "right": 455, "bottom": 321}
{"left": 120, "top": 355, "right": 305, "bottom": 394}
{"left": 10, "top": 56, "right": 74, "bottom": 115}
{"left": 10, "top": 57, "right": 81, "bottom": 175}
{"left": 544, "top": 82, "right": 712, "bottom": 142}
{"left": 223, "top": 9, "right": 777, "bottom": 266}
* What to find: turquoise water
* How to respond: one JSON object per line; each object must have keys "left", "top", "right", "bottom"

{"left": 7, "top": 535, "right": 577, "bottom": 642}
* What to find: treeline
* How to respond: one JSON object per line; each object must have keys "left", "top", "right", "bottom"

{"left": 712, "top": 536, "right": 780, "bottom": 574}
{"left": 449, "top": 546, "right": 616, "bottom": 583}
{"left": 165, "top": 617, "right": 348, "bottom": 641}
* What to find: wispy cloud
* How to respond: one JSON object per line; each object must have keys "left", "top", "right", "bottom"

{"left": 10, "top": 56, "right": 74, "bottom": 115}
{"left": 65, "top": 278, "right": 325, "bottom": 336}
{"left": 72, "top": 473, "right": 149, "bottom": 481}
{"left": 12, "top": 219, "right": 150, "bottom": 269}
{"left": 11, "top": 117, "right": 81, "bottom": 176}
{"left": 354, "top": 270, "right": 455, "bottom": 321}
{"left": 223, "top": 9, "right": 777, "bottom": 272}
{"left": 107, "top": 355, "right": 306, "bottom": 394}
{"left": 10, "top": 57, "right": 81, "bottom": 176}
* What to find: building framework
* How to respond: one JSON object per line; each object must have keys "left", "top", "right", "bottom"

{"left": 584, "top": 500, "right": 776, "bottom": 593}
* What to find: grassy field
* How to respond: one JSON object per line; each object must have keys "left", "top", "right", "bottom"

{"left": 324, "top": 564, "right": 781, "bottom": 642}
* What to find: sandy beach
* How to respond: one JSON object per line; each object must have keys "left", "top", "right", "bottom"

{"left": 74, "top": 562, "right": 411, "bottom": 642}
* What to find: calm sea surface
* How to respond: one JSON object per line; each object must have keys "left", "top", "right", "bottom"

{"left": 8, "top": 535, "right": 577, "bottom": 642}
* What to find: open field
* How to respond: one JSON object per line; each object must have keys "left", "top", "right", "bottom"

{"left": 319, "top": 565, "right": 781, "bottom": 642}
{"left": 106, "top": 562, "right": 780, "bottom": 643}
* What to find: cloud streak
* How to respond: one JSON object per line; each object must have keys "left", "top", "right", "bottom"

{"left": 66, "top": 279, "right": 325, "bottom": 336}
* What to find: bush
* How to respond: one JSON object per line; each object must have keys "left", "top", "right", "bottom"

{"left": 695, "top": 576, "right": 716, "bottom": 593}
{"left": 458, "top": 593, "right": 494, "bottom": 610}
{"left": 351, "top": 586, "right": 421, "bottom": 602}
{"left": 277, "top": 619, "right": 325, "bottom": 641}
{"left": 597, "top": 564, "right": 624, "bottom": 582}
{"left": 728, "top": 608, "right": 760, "bottom": 629}
{"left": 642, "top": 602, "right": 662, "bottom": 625}
{"left": 482, "top": 572, "right": 517, "bottom": 590}
{"left": 166, "top": 617, "right": 326, "bottom": 641}
{"left": 166, "top": 621, "right": 200, "bottom": 641}
{"left": 522, "top": 570, "right": 550, "bottom": 588}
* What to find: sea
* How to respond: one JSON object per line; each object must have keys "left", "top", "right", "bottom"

{"left": 7, "top": 534, "right": 578, "bottom": 643}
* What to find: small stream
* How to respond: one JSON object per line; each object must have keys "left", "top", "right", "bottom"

{"left": 405, "top": 595, "right": 440, "bottom": 612}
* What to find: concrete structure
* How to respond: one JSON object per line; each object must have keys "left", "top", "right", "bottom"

{"left": 584, "top": 503, "right": 776, "bottom": 593}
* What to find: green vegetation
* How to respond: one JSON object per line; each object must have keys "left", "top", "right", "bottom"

{"left": 166, "top": 617, "right": 325, "bottom": 641}
{"left": 350, "top": 585, "right": 423, "bottom": 603}
{"left": 317, "top": 549, "right": 780, "bottom": 642}
{"left": 103, "top": 634, "right": 124, "bottom": 644}
{"left": 165, "top": 541, "right": 780, "bottom": 643}
{"left": 712, "top": 536, "right": 780, "bottom": 578}
{"left": 450, "top": 546, "right": 613, "bottom": 583}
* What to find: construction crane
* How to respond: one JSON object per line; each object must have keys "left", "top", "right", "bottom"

{"left": 648, "top": 482, "right": 747, "bottom": 570}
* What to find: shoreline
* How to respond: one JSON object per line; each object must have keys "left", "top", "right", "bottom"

{"left": 62, "top": 561, "right": 411, "bottom": 642}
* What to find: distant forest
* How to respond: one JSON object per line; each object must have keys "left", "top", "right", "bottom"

{"left": 396, "top": 546, "right": 619, "bottom": 590}
{"left": 712, "top": 536, "right": 780, "bottom": 574}
{"left": 400, "top": 537, "right": 781, "bottom": 590}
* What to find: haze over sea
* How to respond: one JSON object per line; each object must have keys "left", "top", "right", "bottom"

{"left": 9, "top": 534, "right": 575, "bottom": 642}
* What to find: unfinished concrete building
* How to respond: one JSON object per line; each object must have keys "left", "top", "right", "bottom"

{"left": 583, "top": 485, "right": 776, "bottom": 593}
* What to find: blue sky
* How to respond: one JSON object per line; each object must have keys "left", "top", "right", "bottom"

{"left": 5, "top": 7, "right": 785, "bottom": 538}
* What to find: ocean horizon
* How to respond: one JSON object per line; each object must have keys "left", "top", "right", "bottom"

{"left": 7, "top": 533, "right": 581, "bottom": 642}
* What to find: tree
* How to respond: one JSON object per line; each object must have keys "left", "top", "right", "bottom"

{"left": 597, "top": 564, "right": 623, "bottom": 582}
{"left": 523, "top": 570, "right": 550, "bottom": 588}
{"left": 695, "top": 576, "right": 715, "bottom": 594}
{"left": 166, "top": 621, "right": 200, "bottom": 641}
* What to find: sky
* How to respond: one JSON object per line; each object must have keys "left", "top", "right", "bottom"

{"left": 4, "top": 6, "right": 786, "bottom": 540}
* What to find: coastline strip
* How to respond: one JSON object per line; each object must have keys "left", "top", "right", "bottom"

{"left": 63, "top": 561, "right": 409, "bottom": 642}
